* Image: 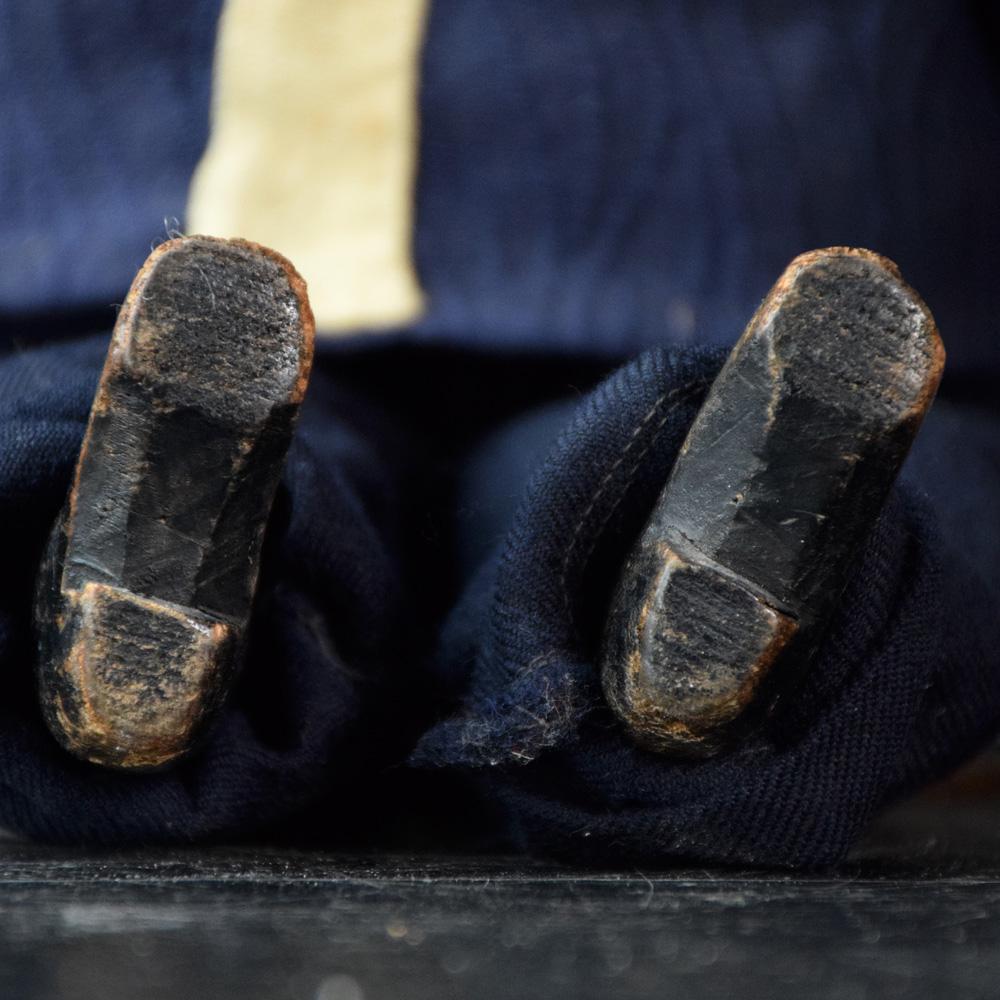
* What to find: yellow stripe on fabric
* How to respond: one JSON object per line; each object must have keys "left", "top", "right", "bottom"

{"left": 187, "top": 0, "right": 428, "bottom": 335}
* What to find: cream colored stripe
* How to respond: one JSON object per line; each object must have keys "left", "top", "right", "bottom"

{"left": 187, "top": 0, "right": 427, "bottom": 335}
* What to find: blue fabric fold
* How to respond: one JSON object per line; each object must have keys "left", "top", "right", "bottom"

{"left": 412, "top": 346, "right": 1000, "bottom": 867}
{"left": 0, "top": 337, "right": 419, "bottom": 844}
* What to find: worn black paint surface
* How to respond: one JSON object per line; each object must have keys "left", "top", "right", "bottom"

{"left": 602, "top": 249, "right": 944, "bottom": 753}
{"left": 0, "top": 789, "right": 998, "bottom": 1000}
{"left": 34, "top": 236, "right": 313, "bottom": 769}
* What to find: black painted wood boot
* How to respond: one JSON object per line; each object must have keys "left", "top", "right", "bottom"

{"left": 34, "top": 236, "right": 314, "bottom": 769}
{"left": 601, "top": 248, "right": 944, "bottom": 754}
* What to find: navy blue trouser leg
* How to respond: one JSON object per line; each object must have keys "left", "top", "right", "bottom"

{"left": 412, "top": 347, "right": 1000, "bottom": 867}
{"left": 0, "top": 336, "right": 430, "bottom": 844}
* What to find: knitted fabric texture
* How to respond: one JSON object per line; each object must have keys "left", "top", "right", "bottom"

{"left": 412, "top": 346, "right": 1000, "bottom": 867}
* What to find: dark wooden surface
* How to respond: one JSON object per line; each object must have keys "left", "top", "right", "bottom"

{"left": 1, "top": 787, "right": 999, "bottom": 1000}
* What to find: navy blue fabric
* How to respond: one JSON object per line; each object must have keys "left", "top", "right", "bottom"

{"left": 0, "top": 1, "right": 222, "bottom": 316}
{"left": 413, "top": 0, "right": 1000, "bottom": 377}
{"left": 412, "top": 348, "right": 1000, "bottom": 867}
{"left": 0, "top": 333, "right": 611, "bottom": 846}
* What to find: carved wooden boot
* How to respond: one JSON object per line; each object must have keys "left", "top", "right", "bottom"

{"left": 34, "top": 236, "right": 314, "bottom": 769}
{"left": 601, "top": 248, "right": 944, "bottom": 754}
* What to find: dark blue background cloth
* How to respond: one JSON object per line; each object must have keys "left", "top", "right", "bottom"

{"left": 2, "top": 1, "right": 999, "bottom": 381}
{"left": 0, "top": 0, "right": 222, "bottom": 317}
{"left": 413, "top": 0, "right": 1000, "bottom": 377}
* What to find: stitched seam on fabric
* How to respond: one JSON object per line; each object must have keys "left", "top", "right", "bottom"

{"left": 560, "top": 378, "right": 709, "bottom": 634}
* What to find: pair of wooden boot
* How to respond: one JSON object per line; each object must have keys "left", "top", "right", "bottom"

{"left": 33, "top": 238, "right": 942, "bottom": 770}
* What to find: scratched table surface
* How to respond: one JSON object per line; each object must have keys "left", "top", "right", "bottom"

{"left": 1, "top": 786, "right": 999, "bottom": 1000}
